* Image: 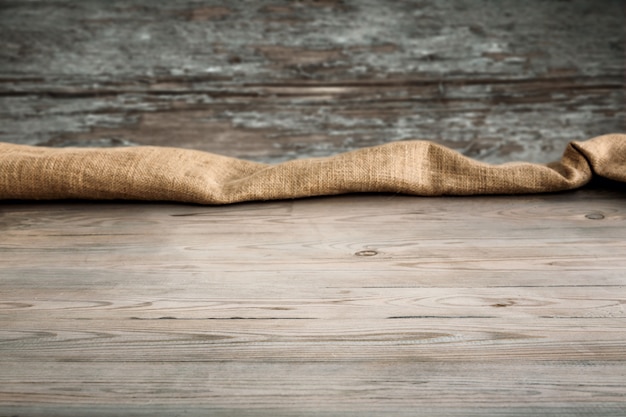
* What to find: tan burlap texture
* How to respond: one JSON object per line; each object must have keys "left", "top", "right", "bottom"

{"left": 0, "top": 134, "right": 624, "bottom": 204}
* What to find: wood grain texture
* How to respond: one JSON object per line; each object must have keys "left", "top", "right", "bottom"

{"left": 1, "top": 2, "right": 624, "bottom": 414}
{"left": 1, "top": 188, "right": 625, "bottom": 416}
{"left": 0, "top": 0, "right": 624, "bottom": 164}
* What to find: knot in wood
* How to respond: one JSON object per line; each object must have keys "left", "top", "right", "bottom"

{"left": 355, "top": 250, "right": 378, "bottom": 257}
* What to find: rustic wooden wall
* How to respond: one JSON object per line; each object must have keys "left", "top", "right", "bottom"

{"left": 0, "top": 0, "right": 623, "bottom": 164}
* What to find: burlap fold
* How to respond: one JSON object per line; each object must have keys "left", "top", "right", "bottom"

{"left": 0, "top": 134, "right": 624, "bottom": 204}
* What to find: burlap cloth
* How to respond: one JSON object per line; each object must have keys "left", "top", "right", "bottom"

{"left": 0, "top": 134, "right": 624, "bottom": 204}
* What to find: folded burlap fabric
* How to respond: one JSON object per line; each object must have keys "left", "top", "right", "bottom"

{"left": 0, "top": 134, "right": 624, "bottom": 204}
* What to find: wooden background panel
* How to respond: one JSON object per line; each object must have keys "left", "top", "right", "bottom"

{"left": 0, "top": 0, "right": 623, "bottom": 163}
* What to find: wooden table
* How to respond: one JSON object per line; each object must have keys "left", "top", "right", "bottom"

{"left": 1, "top": 187, "right": 625, "bottom": 416}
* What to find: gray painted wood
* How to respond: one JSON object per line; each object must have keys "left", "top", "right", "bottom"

{"left": 0, "top": 0, "right": 623, "bottom": 163}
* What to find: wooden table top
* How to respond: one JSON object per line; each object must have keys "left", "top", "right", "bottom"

{"left": 1, "top": 188, "right": 625, "bottom": 416}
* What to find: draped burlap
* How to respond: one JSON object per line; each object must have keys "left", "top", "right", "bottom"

{"left": 0, "top": 134, "right": 624, "bottom": 204}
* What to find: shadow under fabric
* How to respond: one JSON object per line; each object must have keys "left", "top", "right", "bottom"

{"left": 0, "top": 134, "right": 624, "bottom": 204}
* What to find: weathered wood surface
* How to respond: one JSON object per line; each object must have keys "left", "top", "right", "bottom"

{"left": 0, "top": 0, "right": 623, "bottom": 164}
{"left": 1, "top": 188, "right": 625, "bottom": 416}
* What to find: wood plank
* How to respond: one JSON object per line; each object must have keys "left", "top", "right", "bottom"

{"left": 0, "top": 0, "right": 623, "bottom": 163}
{"left": 1, "top": 317, "right": 625, "bottom": 362}
{"left": 1, "top": 286, "right": 625, "bottom": 320}
{"left": 0, "top": 361, "right": 625, "bottom": 410}
{"left": 1, "top": 188, "right": 625, "bottom": 415}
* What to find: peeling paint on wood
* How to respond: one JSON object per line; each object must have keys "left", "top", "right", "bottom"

{"left": 0, "top": 0, "right": 623, "bottom": 163}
